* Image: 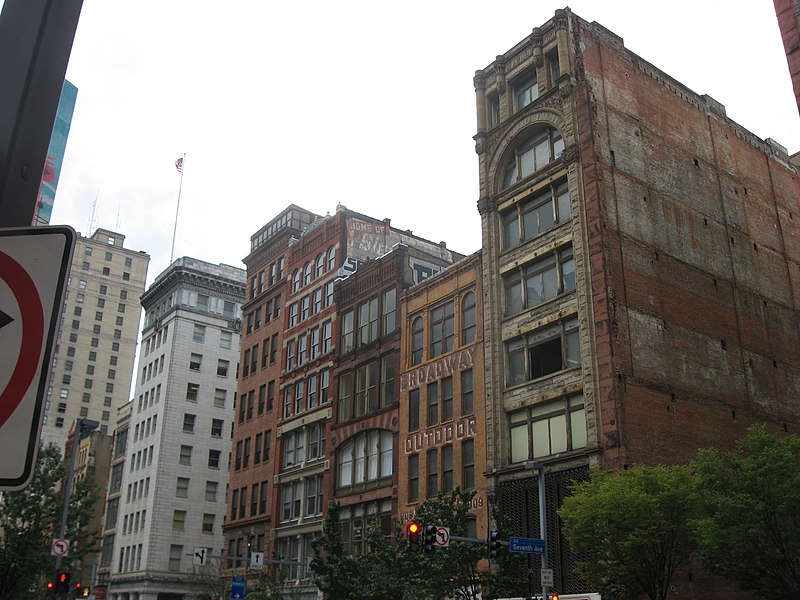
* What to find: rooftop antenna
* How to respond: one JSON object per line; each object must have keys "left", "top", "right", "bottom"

{"left": 115, "top": 204, "right": 121, "bottom": 231}
{"left": 87, "top": 189, "right": 99, "bottom": 234}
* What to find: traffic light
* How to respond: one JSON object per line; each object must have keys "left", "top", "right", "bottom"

{"left": 406, "top": 521, "right": 421, "bottom": 551}
{"left": 488, "top": 530, "right": 501, "bottom": 558}
{"left": 75, "top": 581, "right": 82, "bottom": 594}
{"left": 424, "top": 525, "right": 437, "bottom": 553}
{"left": 55, "top": 571, "right": 70, "bottom": 593}
{"left": 46, "top": 581, "right": 54, "bottom": 591}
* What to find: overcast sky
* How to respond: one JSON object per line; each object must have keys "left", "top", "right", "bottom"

{"left": 16, "top": 0, "right": 799, "bottom": 286}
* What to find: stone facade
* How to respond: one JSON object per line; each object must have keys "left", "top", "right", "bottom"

{"left": 476, "top": 8, "right": 800, "bottom": 596}
{"left": 41, "top": 228, "right": 149, "bottom": 451}
{"left": 107, "top": 257, "right": 245, "bottom": 600}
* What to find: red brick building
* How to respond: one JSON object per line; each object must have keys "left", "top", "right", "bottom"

{"left": 475, "top": 8, "right": 800, "bottom": 596}
{"left": 330, "top": 244, "right": 456, "bottom": 555}
{"left": 225, "top": 204, "right": 462, "bottom": 598}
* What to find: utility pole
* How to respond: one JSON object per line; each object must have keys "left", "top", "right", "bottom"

{"left": 52, "top": 418, "right": 98, "bottom": 599}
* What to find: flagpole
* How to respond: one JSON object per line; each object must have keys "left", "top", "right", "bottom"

{"left": 170, "top": 153, "right": 185, "bottom": 264}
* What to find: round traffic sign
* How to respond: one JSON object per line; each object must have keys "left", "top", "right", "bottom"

{"left": 0, "top": 250, "right": 44, "bottom": 430}
{"left": 435, "top": 526, "right": 450, "bottom": 546}
{"left": 51, "top": 538, "right": 69, "bottom": 557}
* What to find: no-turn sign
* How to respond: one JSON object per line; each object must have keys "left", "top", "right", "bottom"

{"left": 0, "top": 226, "right": 74, "bottom": 490}
{"left": 51, "top": 538, "right": 69, "bottom": 557}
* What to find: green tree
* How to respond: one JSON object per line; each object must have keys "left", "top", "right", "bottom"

{"left": 311, "top": 501, "right": 403, "bottom": 600}
{"left": 558, "top": 464, "right": 697, "bottom": 600}
{"left": 692, "top": 424, "right": 800, "bottom": 600}
{"left": 311, "top": 489, "right": 488, "bottom": 600}
{"left": 0, "top": 444, "right": 99, "bottom": 598}
{"left": 408, "top": 488, "right": 487, "bottom": 600}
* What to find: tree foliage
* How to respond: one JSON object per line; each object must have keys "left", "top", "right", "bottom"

{"left": 311, "top": 488, "right": 488, "bottom": 600}
{"left": 558, "top": 464, "right": 697, "bottom": 600}
{"left": 692, "top": 424, "right": 800, "bottom": 600}
{"left": 0, "top": 444, "right": 99, "bottom": 598}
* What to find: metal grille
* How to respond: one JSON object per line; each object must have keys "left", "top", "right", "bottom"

{"left": 496, "top": 465, "right": 590, "bottom": 594}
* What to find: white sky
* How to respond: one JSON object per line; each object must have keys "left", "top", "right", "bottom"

{"left": 15, "top": 0, "right": 800, "bottom": 286}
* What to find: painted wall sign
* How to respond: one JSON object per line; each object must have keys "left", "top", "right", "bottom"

{"left": 404, "top": 415, "right": 476, "bottom": 455}
{"left": 400, "top": 347, "right": 475, "bottom": 392}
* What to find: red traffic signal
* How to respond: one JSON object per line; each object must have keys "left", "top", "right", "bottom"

{"left": 47, "top": 582, "right": 54, "bottom": 590}
{"left": 406, "top": 521, "right": 421, "bottom": 551}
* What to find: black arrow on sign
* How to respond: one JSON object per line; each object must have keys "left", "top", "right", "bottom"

{"left": 0, "top": 309, "right": 12, "bottom": 331}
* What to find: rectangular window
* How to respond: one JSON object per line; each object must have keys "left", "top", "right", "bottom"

{"left": 505, "top": 246, "right": 575, "bottom": 315}
{"left": 254, "top": 432, "right": 263, "bottom": 464}
{"left": 172, "top": 510, "right": 186, "bottom": 531}
{"left": 300, "top": 295, "right": 310, "bottom": 321}
{"left": 307, "top": 422, "right": 326, "bottom": 461}
{"left": 426, "top": 449, "right": 438, "bottom": 497}
{"left": 169, "top": 545, "right": 182, "bottom": 572}
{"left": 340, "top": 311, "right": 354, "bottom": 353}
{"left": 337, "top": 371, "right": 353, "bottom": 423}
{"left": 286, "top": 340, "right": 295, "bottom": 371}
{"left": 179, "top": 445, "right": 192, "bottom": 465}
{"left": 507, "top": 316, "right": 580, "bottom": 386}
{"left": 461, "top": 369, "right": 474, "bottom": 415}
{"left": 289, "top": 302, "right": 298, "bottom": 327}
{"left": 182, "top": 413, "right": 196, "bottom": 433}
{"left": 208, "top": 449, "right": 221, "bottom": 469}
{"left": 320, "top": 369, "right": 330, "bottom": 403}
{"left": 205, "top": 481, "right": 218, "bottom": 502}
{"left": 509, "top": 394, "right": 587, "bottom": 462}
{"left": 186, "top": 382, "right": 199, "bottom": 402}
{"left": 442, "top": 445, "right": 454, "bottom": 493}
{"left": 281, "top": 481, "right": 302, "bottom": 522}
{"left": 502, "top": 180, "right": 570, "bottom": 250}
{"left": 214, "top": 388, "right": 226, "bottom": 408}
{"left": 442, "top": 376, "right": 453, "bottom": 422}
{"left": 243, "top": 437, "right": 251, "bottom": 469}
{"left": 462, "top": 439, "right": 475, "bottom": 489}
{"left": 321, "top": 320, "right": 332, "bottom": 354}
{"left": 202, "top": 513, "right": 215, "bottom": 534}
{"left": 189, "top": 353, "right": 202, "bottom": 371}
{"left": 217, "top": 359, "right": 230, "bottom": 377}
{"left": 263, "top": 430, "right": 272, "bottom": 462}
{"left": 358, "top": 298, "right": 378, "bottom": 346}
{"left": 176, "top": 477, "right": 189, "bottom": 498}
{"left": 247, "top": 390, "right": 255, "bottom": 420}
{"left": 427, "top": 381, "right": 438, "bottom": 426}
{"left": 193, "top": 324, "right": 206, "bottom": 342}
{"left": 267, "top": 381, "right": 275, "bottom": 412}
{"left": 243, "top": 349, "right": 250, "bottom": 377}
{"left": 382, "top": 288, "right": 396, "bottom": 334}
{"left": 354, "top": 361, "right": 377, "bottom": 417}
{"left": 409, "top": 388, "right": 420, "bottom": 432}
{"left": 220, "top": 330, "right": 232, "bottom": 349}
{"left": 258, "top": 384, "right": 266, "bottom": 415}
{"left": 515, "top": 73, "right": 539, "bottom": 111}
{"left": 262, "top": 337, "right": 269, "bottom": 368}
{"left": 251, "top": 483, "right": 259, "bottom": 516}
{"left": 409, "top": 454, "right": 419, "bottom": 501}
{"left": 211, "top": 418, "right": 223, "bottom": 438}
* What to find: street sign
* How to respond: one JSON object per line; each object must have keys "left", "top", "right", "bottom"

{"left": 508, "top": 536, "right": 546, "bottom": 554}
{"left": 50, "top": 538, "right": 69, "bottom": 557}
{"left": 192, "top": 547, "right": 207, "bottom": 566}
{"left": 230, "top": 573, "right": 245, "bottom": 599}
{"left": 541, "top": 568, "right": 554, "bottom": 586}
{"left": 0, "top": 226, "right": 74, "bottom": 490}
{"left": 250, "top": 551, "right": 264, "bottom": 569}
{"left": 435, "top": 526, "right": 450, "bottom": 548}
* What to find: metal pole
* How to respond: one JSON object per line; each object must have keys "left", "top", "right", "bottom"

{"left": 169, "top": 153, "right": 185, "bottom": 264}
{"left": 53, "top": 418, "right": 97, "bottom": 597}
{"left": 539, "top": 466, "right": 548, "bottom": 600}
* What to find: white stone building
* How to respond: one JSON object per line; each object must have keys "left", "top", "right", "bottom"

{"left": 108, "top": 257, "right": 245, "bottom": 600}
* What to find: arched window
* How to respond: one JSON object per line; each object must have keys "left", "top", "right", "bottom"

{"left": 303, "top": 262, "right": 312, "bottom": 286}
{"left": 315, "top": 253, "right": 325, "bottom": 277}
{"left": 411, "top": 317, "right": 424, "bottom": 365}
{"left": 327, "top": 245, "right": 337, "bottom": 271}
{"left": 501, "top": 127, "right": 565, "bottom": 190}
{"left": 291, "top": 269, "right": 301, "bottom": 293}
{"left": 461, "top": 292, "right": 476, "bottom": 344}
{"left": 336, "top": 430, "right": 393, "bottom": 491}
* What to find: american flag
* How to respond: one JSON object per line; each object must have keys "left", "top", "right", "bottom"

{"left": 175, "top": 157, "right": 183, "bottom": 172}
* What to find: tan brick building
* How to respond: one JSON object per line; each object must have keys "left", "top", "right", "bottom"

{"left": 475, "top": 8, "right": 800, "bottom": 596}
{"left": 396, "top": 253, "right": 487, "bottom": 542}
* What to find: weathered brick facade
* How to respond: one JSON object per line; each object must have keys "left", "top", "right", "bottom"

{"left": 476, "top": 8, "right": 799, "bottom": 596}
